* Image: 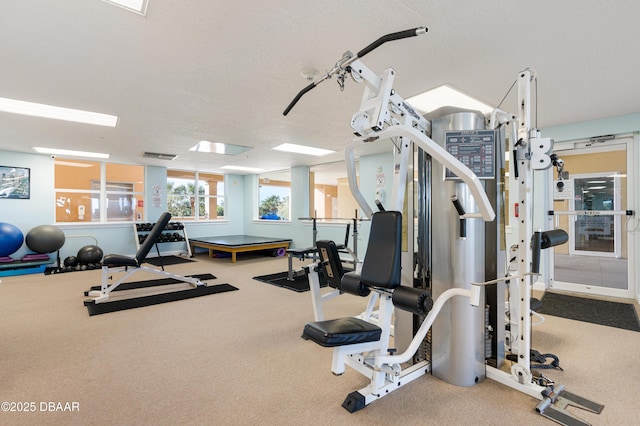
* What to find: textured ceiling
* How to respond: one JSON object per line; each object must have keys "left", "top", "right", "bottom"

{"left": 0, "top": 0, "right": 638, "bottom": 176}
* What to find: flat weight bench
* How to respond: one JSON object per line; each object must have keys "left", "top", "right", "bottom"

{"left": 301, "top": 211, "right": 433, "bottom": 412}
{"left": 286, "top": 247, "right": 318, "bottom": 281}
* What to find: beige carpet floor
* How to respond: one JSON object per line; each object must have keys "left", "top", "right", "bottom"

{"left": 1, "top": 253, "right": 639, "bottom": 425}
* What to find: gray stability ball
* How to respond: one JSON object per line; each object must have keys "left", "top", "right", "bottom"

{"left": 25, "top": 225, "right": 66, "bottom": 254}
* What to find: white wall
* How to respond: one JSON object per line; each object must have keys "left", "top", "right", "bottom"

{"left": 543, "top": 112, "right": 640, "bottom": 143}
{"left": 0, "top": 152, "right": 55, "bottom": 259}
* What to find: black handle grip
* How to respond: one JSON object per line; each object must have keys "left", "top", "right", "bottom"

{"left": 283, "top": 82, "right": 317, "bottom": 116}
{"left": 451, "top": 195, "right": 466, "bottom": 216}
{"left": 357, "top": 27, "right": 427, "bottom": 58}
{"left": 451, "top": 196, "right": 466, "bottom": 238}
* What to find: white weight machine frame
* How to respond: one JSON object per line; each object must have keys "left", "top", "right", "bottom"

{"left": 285, "top": 28, "right": 603, "bottom": 424}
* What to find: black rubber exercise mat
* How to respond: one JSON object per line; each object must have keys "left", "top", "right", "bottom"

{"left": 84, "top": 283, "right": 238, "bottom": 316}
{"left": 253, "top": 271, "right": 327, "bottom": 293}
{"left": 538, "top": 292, "right": 640, "bottom": 331}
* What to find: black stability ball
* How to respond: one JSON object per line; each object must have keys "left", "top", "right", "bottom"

{"left": 63, "top": 256, "right": 78, "bottom": 267}
{"left": 77, "top": 245, "right": 103, "bottom": 264}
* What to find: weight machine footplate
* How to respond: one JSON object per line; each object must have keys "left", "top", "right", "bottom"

{"left": 536, "top": 389, "right": 604, "bottom": 426}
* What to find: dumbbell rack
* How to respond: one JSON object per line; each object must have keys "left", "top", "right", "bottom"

{"left": 133, "top": 221, "right": 192, "bottom": 258}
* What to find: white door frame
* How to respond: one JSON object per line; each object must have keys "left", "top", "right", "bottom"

{"left": 547, "top": 135, "right": 637, "bottom": 300}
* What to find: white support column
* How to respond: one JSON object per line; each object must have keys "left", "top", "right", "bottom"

{"left": 514, "top": 69, "right": 535, "bottom": 377}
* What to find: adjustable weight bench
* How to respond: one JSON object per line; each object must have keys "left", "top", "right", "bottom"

{"left": 87, "top": 212, "right": 205, "bottom": 304}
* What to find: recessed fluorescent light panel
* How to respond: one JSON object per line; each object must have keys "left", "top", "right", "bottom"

{"left": 0, "top": 97, "right": 118, "bottom": 127}
{"left": 102, "top": 0, "right": 148, "bottom": 15}
{"left": 221, "top": 165, "right": 265, "bottom": 173}
{"left": 32, "top": 147, "right": 110, "bottom": 159}
{"left": 407, "top": 85, "right": 494, "bottom": 115}
{"left": 189, "top": 141, "right": 252, "bottom": 155}
{"left": 272, "top": 143, "right": 335, "bottom": 157}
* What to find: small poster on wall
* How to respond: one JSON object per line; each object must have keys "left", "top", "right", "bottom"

{"left": 0, "top": 166, "right": 30, "bottom": 199}
{"left": 152, "top": 184, "right": 162, "bottom": 208}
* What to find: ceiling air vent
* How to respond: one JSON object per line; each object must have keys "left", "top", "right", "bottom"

{"left": 140, "top": 152, "right": 177, "bottom": 161}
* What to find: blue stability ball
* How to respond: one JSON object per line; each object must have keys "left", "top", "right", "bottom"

{"left": 77, "top": 245, "right": 103, "bottom": 264}
{"left": 0, "top": 222, "right": 24, "bottom": 257}
{"left": 25, "top": 225, "right": 66, "bottom": 254}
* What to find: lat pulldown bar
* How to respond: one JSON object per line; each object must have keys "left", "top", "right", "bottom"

{"left": 282, "top": 27, "right": 428, "bottom": 116}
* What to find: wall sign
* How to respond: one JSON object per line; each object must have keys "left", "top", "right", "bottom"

{"left": 0, "top": 166, "right": 30, "bottom": 199}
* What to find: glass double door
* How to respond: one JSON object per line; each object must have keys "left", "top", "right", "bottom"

{"left": 551, "top": 137, "right": 633, "bottom": 298}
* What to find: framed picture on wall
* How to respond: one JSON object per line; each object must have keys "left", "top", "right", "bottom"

{"left": 0, "top": 166, "right": 30, "bottom": 199}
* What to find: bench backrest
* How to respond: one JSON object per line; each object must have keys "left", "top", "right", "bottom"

{"left": 359, "top": 211, "right": 402, "bottom": 289}
{"left": 136, "top": 212, "right": 172, "bottom": 264}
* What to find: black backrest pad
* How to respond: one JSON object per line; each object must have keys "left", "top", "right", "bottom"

{"left": 316, "top": 240, "right": 344, "bottom": 289}
{"left": 342, "top": 223, "right": 351, "bottom": 248}
{"left": 360, "top": 211, "right": 402, "bottom": 289}
{"left": 136, "top": 212, "right": 172, "bottom": 264}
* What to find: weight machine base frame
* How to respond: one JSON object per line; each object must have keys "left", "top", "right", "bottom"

{"left": 486, "top": 366, "right": 604, "bottom": 426}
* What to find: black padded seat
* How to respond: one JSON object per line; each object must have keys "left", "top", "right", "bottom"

{"left": 286, "top": 247, "right": 317, "bottom": 258}
{"left": 102, "top": 254, "right": 138, "bottom": 268}
{"left": 302, "top": 317, "right": 382, "bottom": 347}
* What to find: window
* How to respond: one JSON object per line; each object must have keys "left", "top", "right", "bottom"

{"left": 310, "top": 161, "right": 359, "bottom": 219}
{"left": 167, "top": 170, "right": 225, "bottom": 221}
{"left": 258, "top": 170, "right": 290, "bottom": 221}
{"left": 55, "top": 160, "right": 144, "bottom": 223}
